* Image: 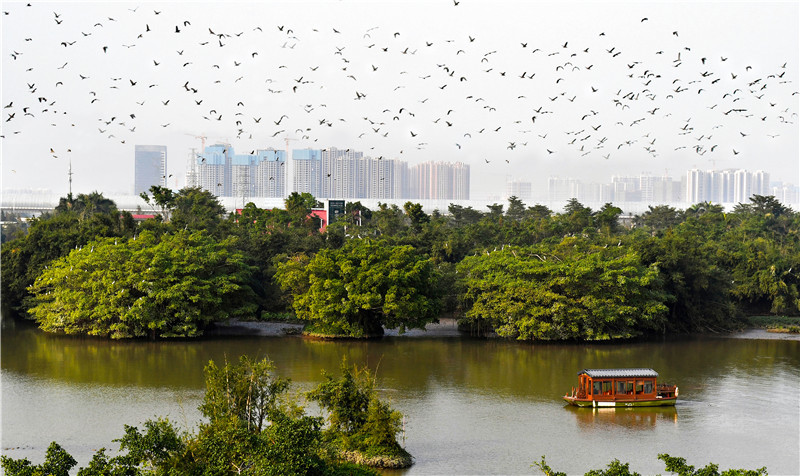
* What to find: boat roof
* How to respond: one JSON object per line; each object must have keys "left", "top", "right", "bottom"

{"left": 578, "top": 368, "right": 659, "bottom": 378}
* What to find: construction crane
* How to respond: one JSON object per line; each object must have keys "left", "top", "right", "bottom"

{"left": 185, "top": 133, "right": 207, "bottom": 152}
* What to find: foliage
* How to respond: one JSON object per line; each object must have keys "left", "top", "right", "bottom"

{"left": 27, "top": 230, "right": 257, "bottom": 338}
{"left": 458, "top": 238, "right": 668, "bottom": 340}
{"left": 584, "top": 459, "right": 641, "bottom": 476}
{"left": 1, "top": 442, "right": 77, "bottom": 476}
{"left": 170, "top": 186, "right": 227, "bottom": 234}
{"left": 285, "top": 191, "right": 322, "bottom": 228}
{"left": 276, "top": 239, "right": 441, "bottom": 337}
{"left": 635, "top": 205, "right": 684, "bottom": 234}
{"left": 56, "top": 191, "right": 118, "bottom": 220}
{"left": 1, "top": 357, "right": 386, "bottom": 475}
{"left": 6, "top": 190, "right": 799, "bottom": 340}
{"left": 532, "top": 454, "right": 767, "bottom": 476}
{"left": 634, "top": 216, "right": 739, "bottom": 332}
{"left": 200, "top": 356, "right": 291, "bottom": 432}
{"left": 114, "top": 418, "right": 185, "bottom": 471}
{"left": 139, "top": 186, "right": 176, "bottom": 222}
{"left": 1, "top": 202, "right": 125, "bottom": 313}
{"left": 657, "top": 453, "right": 767, "bottom": 476}
{"left": 403, "top": 201, "right": 429, "bottom": 231}
{"left": 307, "top": 360, "right": 411, "bottom": 464}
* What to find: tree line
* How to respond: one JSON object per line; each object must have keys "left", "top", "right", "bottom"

{"left": 2, "top": 186, "right": 798, "bottom": 339}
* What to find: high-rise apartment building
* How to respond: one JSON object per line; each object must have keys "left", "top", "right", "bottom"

{"left": 187, "top": 144, "right": 469, "bottom": 201}
{"left": 409, "top": 161, "right": 470, "bottom": 200}
{"left": 506, "top": 180, "right": 532, "bottom": 201}
{"left": 194, "top": 144, "right": 232, "bottom": 196}
{"left": 190, "top": 145, "right": 286, "bottom": 199}
{"left": 293, "top": 148, "right": 322, "bottom": 197}
{"left": 686, "top": 168, "right": 769, "bottom": 204}
{"left": 134, "top": 145, "right": 167, "bottom": 195}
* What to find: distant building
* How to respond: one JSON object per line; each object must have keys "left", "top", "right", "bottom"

{"left": 547, "top": 177, "right": 582, "bottom": 204}
{"left": 195, "top": 144, "right": 232, "bottom": 196}
{"left": 191, "top": 144, "right": 470, "bottom": 200}
{"left": 410, "top": 161, "right": 470, "bottom": 200}
{"left": 293, "top": 148, "right": 322, "bottom": 197}
{"left": 506, "top": 180, "right": 532, "bottom": 201}
{"left": 134, "top": 145, "right": 167, "bottom": 195}
{"left": 685, "top": 168, "right": 770, "bottom": 204}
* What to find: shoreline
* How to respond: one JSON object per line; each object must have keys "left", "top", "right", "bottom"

{"left": 211, "top": 318, "right": 800, "bottom": 341}
{"left": 210, "top": 317, "right": 463, "bottom": 337}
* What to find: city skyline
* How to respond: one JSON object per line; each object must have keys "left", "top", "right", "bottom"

{"left": 2, "top": 2, "right": 798, "bottom": 200}
{"left": 186, "top": 143, "right": 470, "bottom": 201}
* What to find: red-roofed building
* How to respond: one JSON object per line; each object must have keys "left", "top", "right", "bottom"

{"left": 309, "top": 208, "right": 328, "bottom": 233}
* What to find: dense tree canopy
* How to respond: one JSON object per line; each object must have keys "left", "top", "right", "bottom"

{"left": 459, "top": 238, "right": 669, "bottom": 340}
{"left": 27, "top": 230, "right": 256, "bottom": 338}
{"left": 275, "top": 239, "right": 441, "bottom": 337}
{"left": 4, "top": 190, "right": 799, "bottom": 340}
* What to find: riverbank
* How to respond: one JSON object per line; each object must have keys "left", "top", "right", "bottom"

{"left": 211, "top": 317, "right": 463, "bottom": 338}
{"left": 722, "top": 327, "right": 800, "bottom": 341}
{"left": 211, "top": 318, "right": 800, "bottom": 341}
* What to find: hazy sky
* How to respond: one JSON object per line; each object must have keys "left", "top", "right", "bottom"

{"left": 2, "top": 1, "right": 798, "bottom": 200}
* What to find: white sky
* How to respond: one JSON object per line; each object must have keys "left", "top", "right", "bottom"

{"left": 2, "top": 1, "right": 798, "bottom": 200}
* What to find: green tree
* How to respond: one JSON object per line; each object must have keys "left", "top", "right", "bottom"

{"left": 139, "top": 185, "right": 176, "bottom": 222}
{"left": 27, "top": 230, "right": 257, "bottom": 338}
{"left": 403, "top": 201, "right": 429, "bottom": 231}
{"left": 1, "top": 442, "right": 77, "bottom": 476}
{"left": 527, "top": 204, "right": 552, "bottom": 221}
{"left": 506, "top": 196, "right": 527, "bottom": 222}
{"left": 1, "top": 203, "right": 125, "bottom": 314}
{"left": 486, "top": 203, "right": 504, "bottom": 222}
{"left": 345, "top": 201, "right": 373, "bottom": 225}
{"left": 561, "top": 198, "right": 593, "bottom": 233}
{"left": 459, "top": 238, "right": 668, "bottom": 340}
{"left": 636, "top": 216, "right": 739, "bottom": 332}
{"left": 635, "top": 205, "right": 684, "bottom": 235}
{"left": 448, "top": 204, "right": 484, "bottom": 227}
{"left": 307, "top": 360, "right": 411, "bottom": 465}
{"left": 170, "top": 186, "right": 226, "bottom": 234}
{"left": 200, "top": 356, "right": 290, "bottom": 432}
{"left": 275, "top": 239, "right": 441, "bottom": 337}
{"left": 658, "top": 454, "right": 767, "bottom": 476}
{"left": 284, "top": 192, "right": 321, "bottom": 228}
{"left": 595, "top": 203, "right": 623, "bottom": 236}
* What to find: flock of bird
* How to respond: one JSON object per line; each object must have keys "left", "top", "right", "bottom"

{"left": 2, "top": 2, "right": 797, "bottom": 183}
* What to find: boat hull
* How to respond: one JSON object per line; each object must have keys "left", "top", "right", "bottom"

{"left": 563, "top": 396, "right": 677, "bottom": 407}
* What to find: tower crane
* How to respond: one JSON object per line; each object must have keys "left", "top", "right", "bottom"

{"left": 185, "top": 133, "right": 208, "bottom": 152}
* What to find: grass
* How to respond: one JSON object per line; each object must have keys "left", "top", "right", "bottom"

{"left": 746, "top": 315, "right": 800, "bottom": 333}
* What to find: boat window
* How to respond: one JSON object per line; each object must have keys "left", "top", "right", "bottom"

{"left": 626, "top": 381, "right": 634, "bottom": 394}
{"left": 616, "top": 381, "right": 626, "bottom": 395}
{"left": 593, "top": 381, "right": 601, "bottom": 395}
{"left": 636, "top": 380, "right": 645, "bottom": 394}
{"left": 602, "top": 381, "right": 612, "bottom": 395}
{"left": 644, "top": 381, "right": 654, "bottom": 394}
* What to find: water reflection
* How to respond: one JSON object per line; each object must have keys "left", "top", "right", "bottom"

{"left": 566, "top": 405, "right": 678, "bottom": 430}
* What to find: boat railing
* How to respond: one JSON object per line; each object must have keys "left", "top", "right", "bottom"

{"left": 567, "top": 387, "right": 588, "bottom": 399}
{"left": 657, "top": 383, "right": 678, "bottom": 398}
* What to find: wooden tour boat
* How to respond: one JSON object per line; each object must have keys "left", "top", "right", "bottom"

{"left": 563, "top": 368, "right": 678, "bottom": 408}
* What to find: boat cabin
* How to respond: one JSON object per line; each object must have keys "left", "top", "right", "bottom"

{"left": 564, "top": 368, "right": 677, "bottom": 407}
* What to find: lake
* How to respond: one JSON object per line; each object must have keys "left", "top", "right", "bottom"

{"left": 2, "top": 316, "right": 798, "bottom": 475}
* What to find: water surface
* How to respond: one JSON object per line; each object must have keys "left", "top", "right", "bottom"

{"left": 2, "top": 317, "right": 798, "bottom": 474}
